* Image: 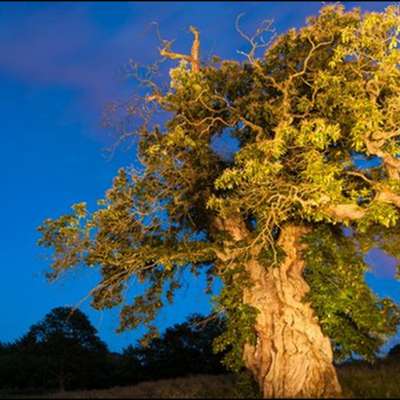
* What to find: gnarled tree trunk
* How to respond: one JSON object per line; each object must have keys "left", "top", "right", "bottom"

{"left": 242, "top": 224, "right": 342, "bottom": 398}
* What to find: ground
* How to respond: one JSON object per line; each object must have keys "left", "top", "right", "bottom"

{"left": 2, "top": 359, "right": 399, "bottom": 399}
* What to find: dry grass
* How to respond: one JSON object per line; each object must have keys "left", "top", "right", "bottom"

{"left": 337, "top": 359, "right": 400, "bottom": 399}
{"left": 4, "top": 375, "right": 245, "bottom": 399}
{"left": 3, "top": 360, "right": 400, "bottom": 399}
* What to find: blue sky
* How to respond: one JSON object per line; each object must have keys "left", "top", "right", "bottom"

{"left": 1, "top": 1, "right": 399, "bottom": 352}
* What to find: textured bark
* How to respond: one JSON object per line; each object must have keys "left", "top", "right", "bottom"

{"left": 242, "top": 225, "right": 342, "bottom": 398}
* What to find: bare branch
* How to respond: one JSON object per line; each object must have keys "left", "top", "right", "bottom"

{"left": 240, "top": 117, "right": 264, "bottom": 138}
{"left": 159, "top": 26, "right": 201, "bottom": 73}
{"left": 325, "top": 203, "right": 366, "bottom": 221}
{"left": 190, "top": 26, "right": 200, "bottom": 73}
{"left": 235, "top": 13, "right": 276, "bottom": 65}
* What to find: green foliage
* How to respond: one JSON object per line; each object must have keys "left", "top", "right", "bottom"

{"left": 296, "top": 118, "right": 341, "bottom": 150}
{"left": 231, "top": 370, "right": 262, "bottom": 398}
{"left": 358, "top": 201, "right": 399, "bottom": 232}
{"left": 212, "top": 265, "right": 258, "bottom": 372}
{"left": 38, "top": 3, "right": 400, "bottom": 375}
{"left": 303, "top": 226, "right": 400, "bottom": 362}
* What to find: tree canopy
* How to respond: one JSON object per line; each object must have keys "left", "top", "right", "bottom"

{"left": 16, "top": 307, "right": 109, "bottom": 390}
{"left": 38, "top": 4, "right": 400, "bottom": 390}
{"left": 120, "top": 313, "right": 226, "bottom": 382}
{"left": 21, "top": 307, "right": 107, "bottom": 353}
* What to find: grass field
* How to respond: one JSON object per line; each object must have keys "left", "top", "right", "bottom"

{"left": 2, "top": 359, "right": 399, "bottom": 398}
{"left": 337, "top": 358, "right": 400, "bottom": 399}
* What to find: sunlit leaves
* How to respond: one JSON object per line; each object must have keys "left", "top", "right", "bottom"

{"left": 295, "top": 119, "right": 341, "bottom": 150}
{"left": 303, "top": 226, "right": 400, "bottom": 362}
{"left": 358, "top": 201, "right": 399, "bottom": 232}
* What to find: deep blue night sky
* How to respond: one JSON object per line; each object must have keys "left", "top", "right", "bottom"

{"left": 1, "top": 1, "right": 399, "bottom": 353}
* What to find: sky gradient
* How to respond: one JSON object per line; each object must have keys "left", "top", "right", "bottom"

{"left": 1, "top": 1, "right": 399, "bottom": 353}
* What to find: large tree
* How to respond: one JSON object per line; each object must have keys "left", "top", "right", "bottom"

{"left": 38, "top": 5, "right": 400, "bottom": 398}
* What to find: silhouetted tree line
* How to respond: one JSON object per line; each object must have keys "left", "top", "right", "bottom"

{"left": 0, "top": 307, "right": 227, "bottom": 393}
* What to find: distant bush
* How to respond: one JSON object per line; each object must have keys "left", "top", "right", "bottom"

{"left": 126, "top": 313, "right": 227, "bottom": 381}
{"left": 388, "top": 343, "right": 400, "bottom": 358}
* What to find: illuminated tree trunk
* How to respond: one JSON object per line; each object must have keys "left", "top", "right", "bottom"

{"left": 242, "top": 225, "right": 342, "bottom": 398}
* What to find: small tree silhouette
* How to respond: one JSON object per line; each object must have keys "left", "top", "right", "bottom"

{"left": 18, "top": 307, "right": 109, "bottom": 391}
